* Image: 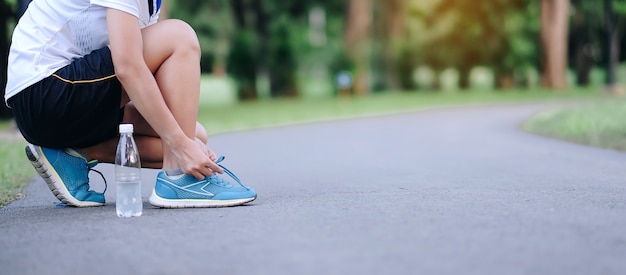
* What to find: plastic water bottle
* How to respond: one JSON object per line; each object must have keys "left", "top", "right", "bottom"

{"left": 115, "top": 123, "right": 142, "bottom": 217}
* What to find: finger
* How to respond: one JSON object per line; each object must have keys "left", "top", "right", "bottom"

{"left": 208, "top": 150, "right": 217, "bottom": 162}
{"left": 206, "top": 148, "right": 217, "bottom": 161}
{"left": 206, "top": 162, "right": 223, "bottom": 174}
{"left": 190, "top": 170, "right": 205, "bottom": 180}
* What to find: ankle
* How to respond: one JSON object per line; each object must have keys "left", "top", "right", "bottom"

{"left": 164, "top": 168, "right": 183, "bottom": 178}
{"left": 66, "top": 148, "right": 90, "bottom": 160}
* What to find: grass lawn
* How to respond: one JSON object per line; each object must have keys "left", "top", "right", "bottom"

{"left": 197, "top": 85, "right": 598, "bottom": 135}
{"left": 524, "top": 96, "right": 626, "bottom": 151}
{"left": 0, "top": 140, "right": 32, "bottom": 206}
{"left": 0, "top": 83, "right": 602, "bottom": 207}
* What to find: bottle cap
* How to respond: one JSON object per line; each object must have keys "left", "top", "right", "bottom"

{"left": 119, "top": 123, "right": 134, "bottom": 133}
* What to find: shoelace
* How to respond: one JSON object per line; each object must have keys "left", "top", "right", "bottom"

{"left": 207, "top": 175, "right": 232, "bottom": 188}
{"left": 87, "top": 160, "right": 108, "bottom": 194}
{"left": 215, "top": 156, "right": 251, "bottom": 190}
{"left": 84, "top": 157, "right": 246, "bottom": 193}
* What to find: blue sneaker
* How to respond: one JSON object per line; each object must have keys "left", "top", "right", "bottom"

{"left": 25, "top": 144, "right": 106, "bottom": 207}
{"left": 149, "top": 156, "right": 256, "bottom": 208}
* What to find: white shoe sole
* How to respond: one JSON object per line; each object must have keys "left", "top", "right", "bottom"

{"left": 148, "top": 190, "right": 256, "bottom": 208}
{"left": 25, "top": 144, "right": 103, "bottom": 207}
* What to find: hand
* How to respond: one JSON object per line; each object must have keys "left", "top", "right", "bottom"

{"left": 207, "top": 147, "right": 217, "bottom": 162}
{"left": 168, "top": 137, "right": 223, "bottom": 180}
{"left": 195, "top": 137, "right": 217, "bottom": 162}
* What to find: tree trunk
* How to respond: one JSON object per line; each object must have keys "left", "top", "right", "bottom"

{"left": 571, "top": 8, "right": 593, "bottom": 86}
{"left": 432, "top": 70, "right": 442, "bottom": 91}
{"left": 540, "top": 0, "right": 570, "bottom": 90}
{"left": 227, "top": 1, "right": 258, "bottom": 100}
{"left": 383, "top": 0, "right": 404, "bottom": 90}
{"left": 230, "top": 0, "right": 246, "bottom": 28}
{"left": 345, "top": 0, "right": 372, "bottom": 95}
{"left": 604, "top": 0, "right": 619, "bottom": 90}
{"left": 575, "top": 44, "right": 594, "bottom": 86}
{"left": 458, "top": 66, "right": 471, "bottom": 90}
{"left": 497, "top": 75, "right": 516, "bottom": 89}
{"left": 253, "top": 1, "right": 274, "bottom": 99}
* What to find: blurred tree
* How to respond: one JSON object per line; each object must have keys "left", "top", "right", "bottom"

{"left": 604, "top": 0, "right": 618, "bottom": 89}
{"left": 168, "top": 0, "right": 349, "bottom": 99}
{"left": 170, "top": 0, "right": 233, "bottom": 74}
{"left": 1, "top": 0, "right": 16, "bottom": 119}
{"left": 372, "top": 0, "right": 405, "bottom": 91}
{"left": 570, "top": 0, "right": 602, "bottom": 86}
{"left": 273, "top": 1, "right": 348, "bottom": 96}
{"left": 345, "top": 0, "right": 372, "bottom": 95}
{"left": 228, "top": 0, "right": 346, "bottom": 98}
{"left": 229, "top": 0, "right": 291, "bottom": 99}
{"left": 431, "top": 0, "right": 491, "bottom": 89}
{"left": 603, "top": 0, "right": 626, "bottom": 91}
{"left": 402, "top": 1, "right": 453, "bottom": 91}
{"left": 493, "top": 2, "right": 540, "bottom": 88}
{"left": 569, "top": 0, "right": 626, "bottom": 89}
{"left": 228, "top": 0, "right": 260, "bottom": 99}
{"left": 428, "top": 0, "right": 533, "bottom": 90}
{"left": 541, "top": 0, "right": 570, "bottom": 90}
{"left": 227, "top": 30, "right": 258, "bottom": 99}
{"left": 605, "top": 0, "right": 626, "bottom": 87}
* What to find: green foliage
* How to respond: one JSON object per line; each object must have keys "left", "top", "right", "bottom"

{"left": 616, "top": 1, "right": 626, "bottom": 14}
{"left": 378, "top": 1, "right": 541, "bottom": 91}
{"left": 395, "top": 45, "right": 419, "bottom": 90}
{"left": 226, "top": 30, "right": 257, "bottom": 99}
{"left": 164, "top": 0, "right": 625, "bottom": 94}
{"left": 2, "top": 0, "right": 16, "bottom": 11}
{"left": 423, "top": 0, "right": 536, "bottom": 88}
{"left": 170, "top": 0, "right": 234, "bottom": 72}
{"left": 500, "top": 4, "right": 539, "bottom": 72}
{"left": 267, "top": 18, "right": 297, "bottom": 97}
{"left": 168, "top": 0, "right": 348, "bottom": 98}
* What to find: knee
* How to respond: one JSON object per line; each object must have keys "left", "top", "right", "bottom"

{"left": 162, "top": 19, "right": 201, "bottom": 56}
{"left": 196, "top": 122, "right": 208, "bottom": 143}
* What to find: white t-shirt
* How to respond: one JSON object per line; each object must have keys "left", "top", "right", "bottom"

{"left": 4, "top": 0, "right": 160, "bottom": 105}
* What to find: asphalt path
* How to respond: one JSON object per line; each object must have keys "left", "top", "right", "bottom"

{"left": 1, "top": 102, "right": 626, "bottom": 275}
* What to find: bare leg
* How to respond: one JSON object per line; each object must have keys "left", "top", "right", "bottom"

{"left": 139, "top": 20, "right": 201, "bottom": 170}
{"left": 83, "top": 105, "right": 211, "bottom": 168}
{"left": 81, "top": 19, "right": 210, "bottom": 168}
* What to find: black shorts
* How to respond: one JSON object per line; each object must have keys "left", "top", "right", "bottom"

{"left": 8, "top": 47, "right": 124, "bottom": 149}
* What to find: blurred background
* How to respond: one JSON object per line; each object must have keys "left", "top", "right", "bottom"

{"left": 3, "top": 0, "right": 626, "bottom": 206}
{"left": 1, "top": 0, "right": 625, "bottom": 112}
